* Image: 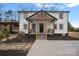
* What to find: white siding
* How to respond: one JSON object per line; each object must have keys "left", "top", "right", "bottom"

{"left": 19, "top": 11, "right": 68, "bottom": 34}
{"left": 19, "top": 12, "right": 36, "bottom": 33}
{"left": 19, "top": 13, "right": 28, "bottom": 33}
{"left": 48, "top": 12, "right": 68, "bottom": 34}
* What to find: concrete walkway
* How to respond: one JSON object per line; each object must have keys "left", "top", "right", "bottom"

{"left": 27, "top": 40, "right": 79, "bottom": 56}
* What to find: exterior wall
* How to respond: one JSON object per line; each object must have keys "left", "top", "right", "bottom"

{"left": 19, "top": 11, "right": 68, "bottom": 34}
{"left": 48, "top": 12, "right": 68, "bottom": 34}
{"left": 19, "top": 13, "right": 28, "bottom": 33}
{"left": 19, "top": 12, "right": 35, "bottom": 33}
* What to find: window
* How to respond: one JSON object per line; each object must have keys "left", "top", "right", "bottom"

{"left": 23, "top": 24, "right": 27, "bottom": 30}
{"left": 59, "top": 13, "right": 63, "bottom": 19}
{"left": 59, "top": 24, "right": 63, "bottom": 30}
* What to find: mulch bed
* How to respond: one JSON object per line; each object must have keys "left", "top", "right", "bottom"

{"left": 47, "top": 32, "right": 79, "bottom": 40}
{"left": 0, "top": 50, "right": 28, "bottom": 56}
{"left": 47, "top": 35, "right": 79, "bottom": 40}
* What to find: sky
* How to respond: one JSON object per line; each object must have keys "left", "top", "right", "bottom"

{"left": 1, "top": 3, "right": 79, "bottom": 28}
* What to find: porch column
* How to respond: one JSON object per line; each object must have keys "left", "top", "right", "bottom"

{"left": 36, "top": 23, "right": 38, "bottom": 40}
{"left": 28, "top": 20, "right": 30, "bottom": 33}
{"left": 37, "top": 23, "right": 39, "bottom": 33}
{"left": 45, "top": 23, "right": 48, "bottom": 40}
{"left": 53, "top": 21, "right": 55, "bottom": 33}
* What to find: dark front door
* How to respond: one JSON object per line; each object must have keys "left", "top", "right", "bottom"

{"left": 39, "top": 23, "right": 44, "bottom": 33}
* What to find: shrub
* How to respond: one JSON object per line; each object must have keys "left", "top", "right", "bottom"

{"left": 0, "top": 30, "right": 5, "bottom": 39}
{"left": 0, "top": 28, "right": 10, "bottom": 40}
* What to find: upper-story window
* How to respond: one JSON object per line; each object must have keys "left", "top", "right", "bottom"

{"left": 59, "top": 12, "right": 63, "bottom": 19}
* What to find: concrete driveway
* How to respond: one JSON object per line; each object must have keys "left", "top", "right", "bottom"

{"left": 27, "top": 40, "right": 79, "bottom": 56}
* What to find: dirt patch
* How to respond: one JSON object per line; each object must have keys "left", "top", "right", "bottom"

{"left": 0, "top": 34, "right": 36, "bottom": 56}
{"left": 0, "top": 43, "right": 34, "bottom": 56}
{"left": 68, "top": 32, "right": 79, "bottom": 39}
{"left": 0, "top": 43, "right": 32, "bottom": 50}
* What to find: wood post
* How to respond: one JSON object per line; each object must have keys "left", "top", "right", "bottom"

{"left": 36, "top": 31, "right": 38, "bottom": 40}
{"left": 45, "top": 24, "right": 48, "bottom": 40}
{"left": 53, "top": 21, "right": 55, "bottom": 33}
{"left": 28, "top": 20, "right": 30, "bottom": 33}
{"left": 46, "top": 30, "right": 48, "bottom": 40}
{"left": 36, "top": 24, "right": 38, "bottom": 40}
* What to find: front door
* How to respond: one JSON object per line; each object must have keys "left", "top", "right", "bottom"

{"left": 39, "top": 23, "right": 44, "bottom": 33}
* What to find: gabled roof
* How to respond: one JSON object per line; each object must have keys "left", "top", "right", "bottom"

{"left": 26, "top": 10, "right": 57, "bottom": 21}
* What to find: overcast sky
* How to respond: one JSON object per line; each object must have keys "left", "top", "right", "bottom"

{"left": 1, "top": 3, "right": 79, "bottom": 28}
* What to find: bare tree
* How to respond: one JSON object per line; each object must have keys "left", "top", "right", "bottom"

{"left": 5, "top": 11, "right": 9, "bottom": 21}
{"left": 0, "top": 4, "right": 4, "bottom": 21}
{"left": 8, "top": 10, "right": 13, "bottom": 21}
{"left": 5, "top": 10, "right": 16, "bottom": 21}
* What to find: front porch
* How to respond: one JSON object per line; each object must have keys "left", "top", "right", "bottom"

{"left": 28, "top": 23, "right": 55, "bottom": 35}
{"left": 26, "top": 10, "right": 57, "bottom": 35}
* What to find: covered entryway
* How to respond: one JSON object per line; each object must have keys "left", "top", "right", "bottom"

{"left": 26, "top": 10, "right": 57, "bottom": 34}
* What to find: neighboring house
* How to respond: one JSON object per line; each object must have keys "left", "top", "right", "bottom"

{"left": 18, "top": 10, "right": 69, "bottom": 36}
{"left": 0, "top": 21, "right": 19, "bottom": 33}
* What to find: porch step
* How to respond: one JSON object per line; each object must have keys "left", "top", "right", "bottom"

{"left": 37, "top": 34, "right": 46, "bottom": 40}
